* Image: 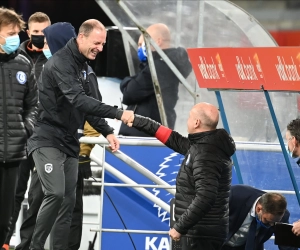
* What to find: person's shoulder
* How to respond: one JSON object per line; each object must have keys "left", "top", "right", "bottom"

{"left": 14, "top": 53, "right": 31, "bottom": 67}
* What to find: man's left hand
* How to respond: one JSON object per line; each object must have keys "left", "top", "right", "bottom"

{"left": 106, "top": 134, "right": 120, "bottom": 152}
{"left": 169, "top": 228, "right": 181, "bottom": 241}
{"left": 292, "top": 221, "right": 300, "bottom": 236}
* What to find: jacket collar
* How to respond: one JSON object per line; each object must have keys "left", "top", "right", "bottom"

{"left": 188, "top": 130, "right": 216, "bottom": 143}
{"left": 66, "top": 38, "right": 87, "bottom": 66}
{"left": 0, "top": 49, "right": 19, "bottom": 62}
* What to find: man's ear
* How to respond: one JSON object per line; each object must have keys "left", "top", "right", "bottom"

{"left": 195, "top": 119, "right": 201, "bottom": 129}
{"left": 26, "top": 29, "right": 30, "bottom": 39}
{"left": 155, "top": 37, "right": 162, "bottom": 47}
{"left": 256, "top": 203, "right": 263, "bottom": 214}
{"left": 77, "top": 33, "right": 84, "bottom": 44}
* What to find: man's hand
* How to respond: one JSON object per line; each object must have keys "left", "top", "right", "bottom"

{"left": 106, "top": 134, "right": 120, "bottom": 152}
{"left": 121, "top": 110, "right": 134, "bottom": 125}
{"left": 169, "top": 228, "right": 181, "bottom": 241}
{"left": 292, "top": 220, "right": 300, "bottom": 236}
{"left": 79, "top": 155, "right": 92, "bottom": 179}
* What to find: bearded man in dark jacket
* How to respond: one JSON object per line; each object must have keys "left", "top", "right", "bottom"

{"left": 0, "top": 7, "right": 37, "bottom": 247}
{"left": 119, "top": 23, "right": 192, "bottom": 136}
{"left": 127, "top": 102, "right": 236, "bottom": 250}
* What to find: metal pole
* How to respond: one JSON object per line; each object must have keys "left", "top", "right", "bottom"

{"left": 97, "top": 145, "right": 106, "bottom": 249}
{"left": 263, "top": 89, "right": 300, "bottom": 206}
{"left": 90, "top": 154, "right": 171, "bottom": 213}
{"left": 215, "top": 91, "right": 244, "bottom": 184}
{"left": 175, "top": 0, "right": 183, "bottom": 47}
{"left": 143, "top": 33, "right": 169, "bottom": 126}
{"left": 113, "top": 150, "right": 175, "bottom": 195}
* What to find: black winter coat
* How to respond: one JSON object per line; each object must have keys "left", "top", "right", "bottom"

{"left": 0, "top": 50, "right": 38, "bottom": 162}
{"left": 119, "top": 47, "right": 192, "bottom": 136}
{"left": 19, "top": 40, "right": 47, "bottom": 81}
{"left": 28, "top": 38, "right": 122, "bottom": 158}
{"left": 132, "top": 115, "right": 236, "bottom": 241}
{"left": 78, "top": 63, "right": 114, "bottom": 138}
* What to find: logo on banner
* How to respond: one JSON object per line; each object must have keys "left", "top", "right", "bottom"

{"left": 45, "top": 163, "right": 53, "bottom": 173}
{"left": 153, "top": 152, "right": 183, "bottom": 222}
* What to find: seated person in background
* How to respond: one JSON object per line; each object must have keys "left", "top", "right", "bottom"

{"left": 119, "top": 23, "right": 192, "bottom": 137}
{"left": 221, "top": 184, "right": 297, "bottom": 250}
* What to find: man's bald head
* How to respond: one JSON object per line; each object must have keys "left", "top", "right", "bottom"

{"left": 187, "top": 102, "right": 219, "bottom": 133}
{"left": 146, "top": 23, "right": 170, "bottom": 49}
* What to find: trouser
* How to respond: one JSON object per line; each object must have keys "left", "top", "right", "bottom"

{"left": 15, "top": 169, "right": 44, "bottom": 250}
{"left": 17, "top": 162, "right": 84, "bottom": 250}
{"left": 67, "top": 170, "right": 84, "bottom": 250}
{"left": 0, "top": 162, "right": 20, "bottom": 246}
{"left": 4, "top": 156, "right": 34, "bottom": 245}
{"left": 30, "top": 147, "right": 78, "bottom": 250}
{"left": 181, "top": 237, "right": 224, "bottom": 250}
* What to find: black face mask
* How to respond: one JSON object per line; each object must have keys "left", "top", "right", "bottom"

{"left": 31, "top": 35, "right": 44, "bottom": 49}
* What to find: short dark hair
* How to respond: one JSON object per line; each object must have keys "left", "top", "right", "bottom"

{"left": 258, "top": 192, "right": 287, "bottom": 216}
{"left": 0, "top": 7, "right": 25, "bottom": 32}
{"left": 287, "top": 119, "right": 300, "bottom": 142}
{"left": 28, "top": 12, "right": 50, "bottom": 28}
{"left": 78, "top": 19, "right": 105, "bottom": 37}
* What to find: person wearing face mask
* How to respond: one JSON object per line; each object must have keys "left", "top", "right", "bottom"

{"left": 0, "top": 7, "right": 38, "bottom": 249}
{"left": 119, "top": 23, "right": 192, "bottom": 137}
{"left": 1, "top": 12, "right": 51, "bottom": 250}
{"left": 19, "top": 12, "right": 50, "bottom": 79}
{"left": 221, "top": 184, "right": 296, "bottom": 250}
{"left": 285, "top": 118, "right": 300, "bottom": 238}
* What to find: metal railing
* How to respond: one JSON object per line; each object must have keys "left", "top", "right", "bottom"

{"left": 80, "top": 136, "right": 299, "bottom": 249}
{"left": 80, "top": 136, "right": 176, "bottom": 249}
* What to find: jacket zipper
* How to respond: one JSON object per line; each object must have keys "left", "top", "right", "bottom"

{"left": 1, "top": 63, "right": 7, "bottom": 162}
{"left": 9, "top": 70, "right": 13, "bottom": 96}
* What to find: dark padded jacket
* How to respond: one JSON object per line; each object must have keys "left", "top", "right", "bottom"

{"left": 27, "top": 38, "right": 122, "bottom": 158}
{"left": 0, "top": 50, "right": 38, "bottom": 162}
{"left": 19, "top": 40, "right": 47, "bottom": 81}
{"left": 119, "top": 47, "right": 192, "bottom": 136}
{"left": 78, "top": 63, "right": 114, "bottom": 138}
{"left": 132, "top": 115, "right": 236, "bottom": 240}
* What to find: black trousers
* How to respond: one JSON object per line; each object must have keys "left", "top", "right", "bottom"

{"left": 0, "top": 162, "right": 20, "bottom": 246}
{"left": 16, "top": 155, "right": 84, "bottom": 250}
{"left": 4, "top": 156, "right": 34, "bottom": 245}
{"left": 15, "top": 168, "right": 44, "bottom": 250}
{"left": 181, "top": 237, "right": 224, "bottom": 250}
{"left": 67, "top": 170, "right": 84, "bottom": 250}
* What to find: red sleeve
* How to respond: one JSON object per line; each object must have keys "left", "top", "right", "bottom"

{"left": 155, "top": 126, "right": 172, "bottom": 144}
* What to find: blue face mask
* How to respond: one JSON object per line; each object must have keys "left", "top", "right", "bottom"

{"left": 0, "top": 35, "right": 20, "bottom": 54}
{"left": 43, "top": 49, "right": 52, "bottom": 60}
{"left": 137, "top": 43, "right": 147, "bottom": 62}
{"left": 255, "top": 214, "right": 271, "bottom": 228}
{"left": 286, "top": 145, "right": 296, "bottom": 158}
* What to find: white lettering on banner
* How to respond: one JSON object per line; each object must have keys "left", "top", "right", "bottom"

{"left": 275, "top": 56, "right": 300, "bottom": 81}
{"left": 145, "top": 237, "right": 170, "bottom": 250}
{"left": 198, "top": 56, "right": 220, "bottom": 80}
{"left": 235, "top": 56, "right": 258, "bottom": 81}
